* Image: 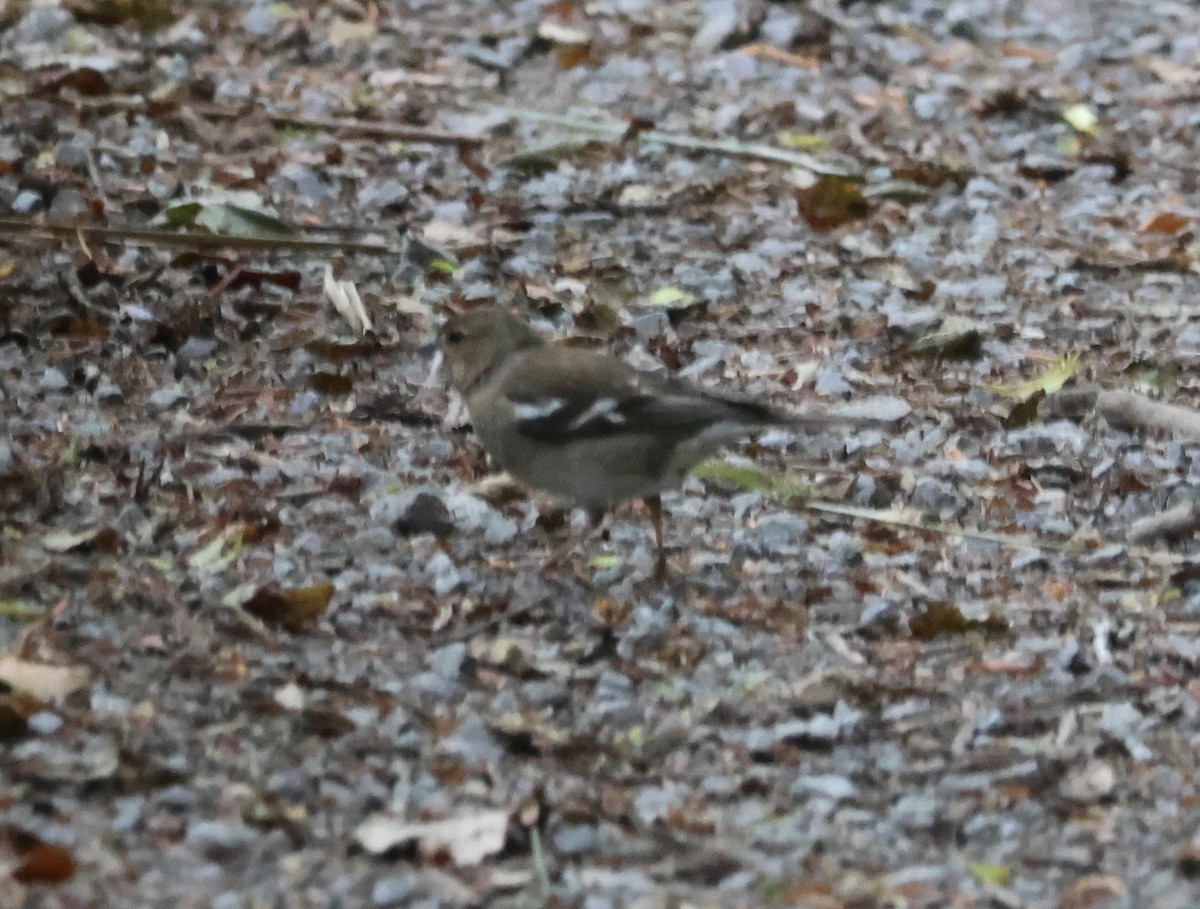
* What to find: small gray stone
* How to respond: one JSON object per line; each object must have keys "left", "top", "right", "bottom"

{"left": 176, "top": 336, "right": 218, "bottom": 362}
{"left": 12, "top": 189, "right": 42, "bottom": 214}
{"left": 552, "top": 822, "right": 598, "bottom": 855}
{"left": 54, "top": 136, "right": 93, "bottom": 170}
{"left": 49, "top": 187, "right": 88, "bottom": 218}
{"left": 910, "top": 476, "right": 961, "bottom": 514}
{"left": 792, "top": 774, "right": 857, "bottom": 801}
{"left": 148, "top": 386, "right": 188, "bottom": 409}
{"left": 27, "top": 712, "right": 63, "bottom": 735}
{"left": 751, "top": 511, "right": 808, "bottom": 556}
{"left": 372, "top": 874, "right": 418, "bottom": 907}
{"left": 158, "top": 785, "right": 198, "bottom": 810}
{"left": 185, "top": 820, "right": 258, "bottom": 859}
{"left": 427, "top": 642, "right": 467, "bottom": 679}
{"left": 41, "top": 367, "right": 69, "bottom": 391}
{"left": 357, "top": 180, "right": 410, "bottom": 211}
{"left": 242, "top": 4, "right": 276, "bottom": 35}
{"left": 13, "top": 7, "right": 73, "bottom": 43}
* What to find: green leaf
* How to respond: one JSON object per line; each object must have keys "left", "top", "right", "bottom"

{"left": 499, "top": 139, "right": 599, "bottom": 172}
{"left": 643, "top": 285, "right": 696, "bottom": 309}
{"left": 969, "top": 862, "right": 1012, "bottom": 886}
{"left": 163, "top": 201, "right": 201, "bottom": 226}
{"left": 187, "top": 528, "right": 244, "bottom": 573}
{"left": 0, "top": 600, "right": 43, "bottom": 620}
{"left": 776, "top": 130, "right": 828, "bottom": 150}
{"left": 1063, "top": 103, "right": 1099, "bottom": 135}
{"left": 587, "top": 554, "right": 621, "bottom": 569}
{"left": 428, "top": 257, "right": 457, "bottom": 275}
{"left": 692, "top": 459, "right": 809, "bottom": 502}
{"left": 164, "top": 191, "right": 294, "bottom": 240}
{"left": 146, "top": 555, "right": 175, "bottom": 572}
{"left": 986, "top": 352, "right": 1079, "bottom": 402}
{"left": 194, "top": 203, "right": 294, "bottom": 239}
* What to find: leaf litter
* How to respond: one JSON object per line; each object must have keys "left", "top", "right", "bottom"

{"left": 3, "top": 0, "right": 1200, "bottom": 907}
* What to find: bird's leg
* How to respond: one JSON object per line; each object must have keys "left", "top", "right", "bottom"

{"left": 644, "top": 494, "right": 667, "bottom": 581}
{"left": 540, "top": 506, "right": 607, "bottom": 575}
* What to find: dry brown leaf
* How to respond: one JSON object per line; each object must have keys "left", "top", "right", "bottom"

{"left": 329, "top": 18, "right": 377, "bottom": 46}
{"left": 1140, "top": 211, "right": 1189, "bottom": 234}
{"left": 737, "top": 43, "right": 820, "bottom": 71}
{"left": 1059, "top": 873, "right": 1128, "bottom": 909}
{"left": 13, "top": 842, "right": 76, "bottom": 884}
{"left": 242, "top": 582, "right": 334, "bottom": 632}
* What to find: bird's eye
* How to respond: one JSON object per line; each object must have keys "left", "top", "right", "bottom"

{"left": 445, "top": 329, "right": 465, "bottom": 344}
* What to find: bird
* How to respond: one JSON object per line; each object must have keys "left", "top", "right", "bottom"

{"left": 439, "top": 305, "right": 864, "bottom": 579}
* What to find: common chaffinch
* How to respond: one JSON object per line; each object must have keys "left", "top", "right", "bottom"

{"left": 440, "top": 306, "right": 865, "bottom": 579}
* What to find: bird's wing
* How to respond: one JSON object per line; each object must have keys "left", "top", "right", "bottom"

{"left": 502, "top": 345, "right": 784, "bottom": 442}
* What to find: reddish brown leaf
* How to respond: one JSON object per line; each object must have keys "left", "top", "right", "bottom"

{"left": 13, "top": 842, "right": 76, "bottom": 884}
{"left": 1140, "top": 211, "right": 1189, "bottom": 234}
{"left": 794, "top": 175, "right": 871, "bottom": 231}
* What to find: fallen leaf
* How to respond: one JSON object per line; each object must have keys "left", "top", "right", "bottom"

{"left": 187, "top": 527, "right": 243, "bottom": 573}
{"left": 12, "top": 842, "right": 76, "bottom": 884}
{"left": 986, "top": 352, "right": 1079, "bottom": 402}
{"left": 165, "top": 191, "right": 294, "bottom": 239}
{"left": 1140, "top": 211, "right": 1188, "bottom": 234}
{"left": 791, "top": 170, "right": 871, "bottom": 231}
{"left": 641, "top": 286, "right": 697, "bottom": 309}
{"left": 499, "top": 140, "right": 604, "bottom": 173}
{"left": 692, "top": 459, "right": 808, "bottom": 501}
{"left": 591, "top": 596, "right": 632, "bottom": 627}
{"left": 970, "top": 862, "right": 1012, "bottom": 886}
{"left": 907, "top": 317, "right": 984, "bottom": 360}
{"left": 354, "top": 809, "right": 509, "bottom": 865}
{"left": 241, "top": 582, "right": 334, "bottom": 632}
{"left": 0, "top": 600, "right": 44, "bottom": 620}
{"left": 1059, "top": 873, "right": 1127, "bottom": 909}
{"left": 1059, "top": 758, "right": 1116, "bottom": 804}
{"left": 1063, "top": 103, "right": 1099, "bottom": 135}
{"left": 323, "top": 265, "right": 372, "bottom": 336}
{"left": 0, "top": 656, "right": 90, "bottom": 701}
{"left": 309, "top": 371, "right": 355, "bottom": 395}
{"left": 537, "top": 20, "right": 590, "bottom": 45}
{"left": 41, "top": 527, "right": 120, "bottom": 554}
{"left": 329, "top": 18, "right": 377, "bottom": 46}
{"left": 909, "top": 602, "right": 1006, "bottom": 640}
{"left": 738, "top": 43, "right": 820, "bottom": 70}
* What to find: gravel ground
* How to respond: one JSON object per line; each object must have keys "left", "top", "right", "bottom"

{"left": 4, "top": 0, "right": 1200, "bottom": 907}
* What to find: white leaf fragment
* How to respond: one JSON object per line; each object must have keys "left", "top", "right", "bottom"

{"left": 323, "top": 265, "right": 373, "bottom": 336}
{"left": 0, "top": 655, "right": 90, "bottom": 701}
{"left": 354, "top": 809, "right": 509, "bottom": 865}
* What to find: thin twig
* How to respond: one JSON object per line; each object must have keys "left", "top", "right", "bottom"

{"left": 1096, "top": 389, "right": 1200, "bottom": 442}
{"left": 68, "top": 96, "right": 486, "bottom": 147}
{"left": 1128, "top": 500, "right": 1200, "bottom": 545}
{"left": 193, "top": 104, "right": 486, "bottom": 147}
{"left": 529, "top": 827, "right": 552, "bottom": 903}
{"left": 488, "top": 105, "right": 857, "bottom": 175}
{"left": 801, "top": 499, "right": 1088, "bottom": 554}
{"left": 84, "top": 147, "right": 109, "bottom": 210}
{"left": 0, "top": 218, "right": 395, "bottom": 255}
